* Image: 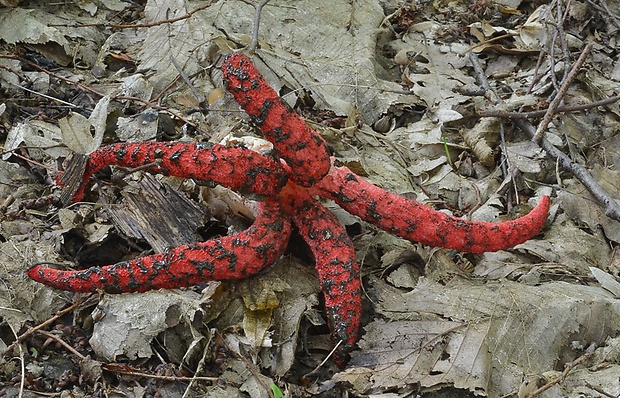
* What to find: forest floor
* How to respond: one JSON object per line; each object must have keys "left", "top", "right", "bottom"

{"left": 1, "top": 0, "right": 620, "bottom": 397}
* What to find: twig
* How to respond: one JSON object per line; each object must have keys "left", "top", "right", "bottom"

{"left": 479, "top": 94, "right": 620, "bottom": 119}
{"left": 304, "top": 339, "right": 343, "bottom": 378}
{"left": 549, "top": 0, "right": 571, "bottom": 88}
{"left": 1, "top": 148, "right": 58, "bottom": 173}
{"left": 546, "top": 4, "right": 561, "bottom": 93}
{"left": 49, "top": 3, "right": 213, "bottom": 29}
{"left": 468, "top": 52, "right": 514, "bottom": 202}
{"left": 583, "top": 0, "right": 620, "bottom": 29}
{"left": 532, "top": 43, "right": 593, "bottom": 143}
{"left": 2, "top": 295, "right": 96, "bottom": 358}
{"left": 7, "top": 323, "right": 25, "bottom": 398}
{"left": 525, "top": 350, "right": 593, "bottom": 398}
{"left": 170, "top": 55, "right": 205, "bottom": 104}
{"left": 9, "top": 82, "right": 87, "bottom": 110}
{"left": 469, "top": 52, "right": 493, "bottom": 94}
{"left": 584, "top": 381, "right": 618, "bottom": 398}
{"left": 239, "top": 0, "right": 272, "bottom": 52}
{"left": 469, "top": 52, "right": 620, "bottom": 221}
{"left": 37, "top": 330, "right": 86, "bottom": 360}
{"left": 102, "top": 364, "right": 219, "bottom": 382}
{"left": 527, "top": 50, "right": 547, "bottom": 95}
{"left": 182, "top": 340, "right": 212, "bottom": 398}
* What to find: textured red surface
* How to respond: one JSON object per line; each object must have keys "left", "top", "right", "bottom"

{"left": 71, "top": 141, "right": 288, "bottom": 201}
{"left": 279, "top": 182, "right": 361, "bottom": 365}
{"left": 27, "top": 197, "right": 290, "bottom": 292}
{"left": 221, "top": 52, "right": 330, "bottom": 187}
{"left": 312, "top": 164, "right": 550, "bottom": 253}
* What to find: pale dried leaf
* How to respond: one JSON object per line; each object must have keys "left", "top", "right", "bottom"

{"left": 348, "top": 276, "right": 620, "bottom": 396}
{"left": 116, "top": 109, "right": 159, "bottom": 142}
{"left": 0, "top": 8, "right": 68, "bottom": 46}
{"left": 89, "top": 290, "right": 207, "bottom": 361}
{"left": 98, "top": 0, "right": 129, "bottom": 12}
{"left": 87, "top": 94, "right": 112, "bottom": 152}
{"left": 519, "top": 5, "right": 552, "bottom": 50}
{"left": 4, "top": 121, "right": 69, "bottom": 160}
{"left": 505, "top": 140, "right": 547, "bottom": 174}
{"left": 590, "top": 267, "right": 620, "bottom": 298}
{"left": 407, "top": 156, "right": 449, "bottom": 179}
{"left": 461, "top": 117, "right": 497, "bottom": 167}
{"left": 560, "top": 168, "right": 620, "bottom": 243}
{"left": 389, "top": 111, "right": 454, "bottom": 150}
{"left": 392, "top": 29, "right": 474, "bottom": 112}
{"left": 494, "top": 0, "right": 523, "bottom": 8}
{"left": 138, "top": 0, "right": 212, "bottom": 94}
{"left": 369, "top": 156, "right": 416, "bottom": 193}
{"left": 2, "top": 123, "right": 30, "bottom": 160}
{"left": 59, "top": 112, "right": 94, "bottom": 154}
{"left": 120, "top": 74, "right": 153, "bottom": 101}
{"left": 0, "top": 7, "right": 108, "bottom": 66}
{"left": 0, "top": 239, "right": 66, "bottom": 330}
{"left": 510, "top": 214, "right": 610, "bottom": 275}
{"left": 558, "top": 364, "right": 620, "bottom": 397}
{"left": 250, "top": 259, "right": 319, "bottom": 376}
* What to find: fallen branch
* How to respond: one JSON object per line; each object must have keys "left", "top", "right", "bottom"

{"left": 524, "top": 350, "right": 594, "bottom": 398}
{"left": 479, "top": 95, "right": 620, "bottom": 119}
{"left": 239, "top": 0, "right": 272, "bottom": 52}
{"left": 1, "top": 295, "right": 96, "bottom": 358}
{"left": 532, "top": 43, "right": 593, "bottom": 143}
{"left": 469, "top": 52, "right": 620, "bottom": 221}
{"left": 515, "top": 118, "right": 620, "bottom": 220}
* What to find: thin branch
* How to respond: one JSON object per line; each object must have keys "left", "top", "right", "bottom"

{"left": 37, "top": 330, "right": 86, "bottom": 360}
{"left": 170, "top": 55, "right": 204, "bottom": 104}
{"left": 532, "top": 43, "right": 593, "bottom": 143}
{"left": 525, "top": 350, "right": 593, "bottom": 398}
{"left": 49, "top": 3, "right": 213, "bottom": 29}
{"left": 468, "top": 52, "right": 515, "bottom": 203}
{"left": 2, "top": 295, "right": 96, "bottom": 358}
{"left": 584, "top": 381, "right": 618, "bottom": 398}
{"left": 9, "top": 82, "right": 86, "bottom": 109}
{"left": 7, "top": 323, "right": 25, "bottom": 398}
{"left": 239, "top": 0, "right": 272, "bottom": 52}
{"left": 527, "top": 50, "right": 547, "bottom": 95}
{"left": 584, "top": 0, "right": 620, "bottom": 29}
{"left": 516, "top": 118, "right": 620, "bottom": 220}
{"left": 102, "top": 364, "right": 219, "bottom": 382}
{"left": 479, "top": 94, "right": 620, "bottom": 119}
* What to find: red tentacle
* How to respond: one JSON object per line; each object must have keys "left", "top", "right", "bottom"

{"left": 313, "top": 165, "right": 550, "bottom": 253}
{"left": 27, "top": 198, "right": 291, "bottom": 293}
{"left": 279, "top": 182, "right": 361, "bottom": 366}
{"left": 221, "top": 52, "right": 330, "bottom": 187}
{"left": 69, "top": 142, "right": 288, "bottom": 201}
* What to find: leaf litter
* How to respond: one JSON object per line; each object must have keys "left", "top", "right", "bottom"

{"left": 1, "top": 0, "right": 620, "bottom": 397}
